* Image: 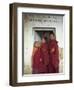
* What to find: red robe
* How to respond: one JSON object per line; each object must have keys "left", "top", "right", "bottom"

{"left": 41, "top": 42, "right": 49, "bottom": 66}
{"left": 32, "top": 47, "right": 48, "bottom": 74}
{"left": 48, "top": 40, "right": 59, "bottom": 73}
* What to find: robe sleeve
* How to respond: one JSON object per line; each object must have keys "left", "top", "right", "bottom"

{"left": 41, "top": 44, "right": 49, "bottom": 66}
{"left": 52, "top": 43, "right": 59, "bottom": 69}
{"left": 49, "top": 41, "right": 59, "bottom": 68}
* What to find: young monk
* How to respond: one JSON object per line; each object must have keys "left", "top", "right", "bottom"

{"left": 32, "top": 41, "right": 47, "bottom": 74}
{"left": 40, "top": 37, "right": 49, "bottom": 72}
{"left": 48, "top": 32, "right": 59, "bottom": 73}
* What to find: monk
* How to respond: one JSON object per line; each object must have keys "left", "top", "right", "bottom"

{"left": 32, "top": 41, "right": 48, "bottom": 74}
{"left": 48, "top": 32, "right": 59, "bottom": 73}
{"left": 40, "top": 37, "right": 49, "bottom": 72}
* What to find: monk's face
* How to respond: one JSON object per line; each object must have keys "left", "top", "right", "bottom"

{"left": 35, "top": 42, "right": 41, "bottom": 48}
{"left": 50, "top": 34, "right": 55, "bottom": 40}
{"left": 42, "top": 38, "right": 46, "bottom": 43}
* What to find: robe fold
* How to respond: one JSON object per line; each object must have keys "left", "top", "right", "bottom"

{"left": 32, "top": 47, "right": 48, "bottom": 74}
{"left": 41, "top": 42, "right": 49, "bottom": 66}
{"left": 48, "top": 40, "right": 59, "bottom": 73}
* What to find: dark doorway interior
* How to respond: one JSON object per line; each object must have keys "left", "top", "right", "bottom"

{"left": 34, "top": 30, "right": 56, "bottom": 42}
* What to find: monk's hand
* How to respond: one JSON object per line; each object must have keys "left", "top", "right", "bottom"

{"left": 40, "top": 58, "right": 42, "bottom": 62}
{"left": 50, "top": 48, "right": 55, "bottom": 53}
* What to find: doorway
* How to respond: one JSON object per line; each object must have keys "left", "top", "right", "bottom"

{"left": 33, "top": 27, "right": 56, "bottom": 42}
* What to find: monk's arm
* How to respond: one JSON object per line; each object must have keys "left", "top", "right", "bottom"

{"left": 50, "top": 43, "right": 58, "bottom": 53}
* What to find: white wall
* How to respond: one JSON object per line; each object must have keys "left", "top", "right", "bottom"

{"left": 24, "top": 14, "right": 63, "bottom": 47}
{"left": 0, "top": 0, "right": 74, "bottom": 90}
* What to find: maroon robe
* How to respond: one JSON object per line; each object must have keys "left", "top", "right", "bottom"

{"left": 32, "top": 47, "right": 48, "bottom": 74}
{"left": 48, "top": 40, "right": 59, "bottom": 73}
{"left": 41, "top": 42, "right": 49, "bottom": 66}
